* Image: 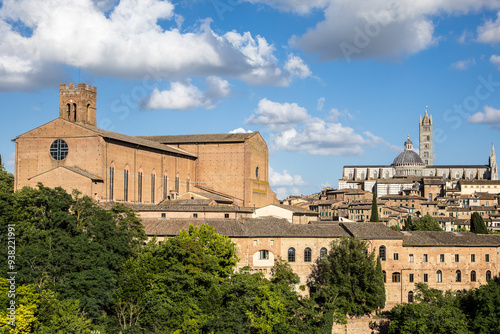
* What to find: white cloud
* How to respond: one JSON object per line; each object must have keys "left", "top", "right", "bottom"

{"left": 229, "top": 127, "right": 253, "bottom": 134}
{"left": 468, "top": 105, "right": 500, "bottom": 125}
{"left": 317, "top": 97, "right": 325, "bottom": 111}
{"left": 327, "top": 108, "right": 352, "bottom": 122}
{"left": 450, "top": 58, "right": 475, "bottom": 70}
{"left": 246, "top": 98, "right": 309, "bottom": 131}
{"left": 490, "top": 54, "right": 500, "bottom": 69}
{"left": 260, "top": 0, "right": 499, "bottom": 61}
{"left": 4, "top": 152, "right": 15, "bottom": 167}
{"left": 143, "top": 76, "right": 230, "bottom": 110}
{"left": 0, "top": 0, "right": 306, "bottom": 90}
{"left": 284, "top": 53, "right": 312, "bottom": 79}
{"left": 477, "top": 11, "right": 500, "bottom": 43}
{"left": 269, "top": 167, "right": 307, "bottom": 186}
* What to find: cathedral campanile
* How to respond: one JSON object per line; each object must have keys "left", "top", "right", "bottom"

{"left": 419, "top": 109, "right": 433, "bottom": 165}
{"left": 59, "top": 83, "right": 97, "bottom": 127}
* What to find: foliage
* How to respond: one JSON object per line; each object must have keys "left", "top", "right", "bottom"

{"left": 407, "top": 214, "right": 442, "bottom": 231}
{"left": 370, "top": 192, "right": 379, "bottom": 222}
{"left": 308, "top": 236, "right": 385, "bottom": 316}
{"left": 387, "top": 283, "right": 471, "bottom": 334}
{"left": 459, "top": 276, "right": 500, "bottom": 334}
{"left": 4, "top": 184, "right": 146, "bottom": 322}
{"left": 0, "top": 279, "right": 39, "bottom": 334}
{"left": 403, "top": 216, "right": 412, "bottom": 231}
{"left": 390, "top": 225, "right": 400, "bottom": 231}
{"left": 470, "top": 212, "right": 488, "bottom": 234}
{"left": 270, "top": 258, "right": 300, "bottom": 286}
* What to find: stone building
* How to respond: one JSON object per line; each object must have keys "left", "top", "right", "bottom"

{"left": 339, "top": 111, "right": 497, "bottom": 197}
{"left": 12, "top": 83, "right": 276, "bottom": 207}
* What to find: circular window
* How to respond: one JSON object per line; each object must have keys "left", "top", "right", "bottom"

{"left": 50, "top": 139, "right": 68, "bottom": 160}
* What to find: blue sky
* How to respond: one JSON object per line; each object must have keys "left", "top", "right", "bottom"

{"left": 1, "top": 0, "right": 500, "bottom": 199}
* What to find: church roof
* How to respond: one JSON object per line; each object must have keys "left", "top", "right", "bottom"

{"left": 137, "top": 132, "right": 258, "bottom": 144}
{"left": 393, "top": 150, "right": 424, "bottom": 166}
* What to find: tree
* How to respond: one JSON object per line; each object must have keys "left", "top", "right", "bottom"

{"left": 470, "top": 212, "right": 488, "bottom": 234}
{"left": 387, "top": 283, "right": 471, "bottom": 334}
{"left": 370, "top": 192, "right": 379, "bottom": 222}
{"left": 308, "top": 236, "right": 385, "bottom": 316}
{"left": 404, "top": 216, "right": 412, "bottom": 231}
{"left": 459, "top": 276, "right": 500, "bottom": 334}
{"left": 407, "top": 214, "right": 442, "bottom": 231}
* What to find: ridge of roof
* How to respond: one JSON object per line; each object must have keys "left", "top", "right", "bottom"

{"left": 137, "top": 132, "right": 258, "bottom": 144}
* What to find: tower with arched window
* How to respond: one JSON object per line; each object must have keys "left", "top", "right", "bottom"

{"left": 59, "top": 83, "right": 97, "bottom": 126}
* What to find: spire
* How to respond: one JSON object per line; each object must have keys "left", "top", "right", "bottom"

{"left": 490, "top": 143, "right": 498, "bottom": 180}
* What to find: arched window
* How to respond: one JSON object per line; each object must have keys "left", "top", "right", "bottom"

{"left": 163, "top": 173, "right": 168, "bottom": 200}
{"left": 486, "top": 270, "right": 492, "bottom": 281}
{"left": 304, "top": 248, "right": 312, "bottom": 262}
{"left": 383, "top": 271, "right": 386, "bottom": 283}
{"left": 379, "top": 245, "right": 386, "bottom": 261}
{"left": 124, "top": 169, "right": 129, "bottom": 202}
{"left": 73, "top": 103, "right": 77, "bottom": 121}
{"left": 109, "top": 166, "right": 114, "bottom": 201}
{"left": 456, "top": 270, "right": 461, "bottom": 282}
{"left": 66, "top": 103, "right": 71, "bottom": 119}
{"left": 471, "top": 270, "right": 476, "bottom": 282}
{"left": 255, "top": 166, "right": 259, "bottom": 179}
{"left": 469, "top": 172, "right": 474, "bottom": 179}
{"left": 320, "top": 248, "right": 327, "bottom": 259}
{"left": 175, "top": 175, "right": 179, "bottom": 193}
{"left": 408, "top": 291, "right": 414, "bottom": 303}
{"left": 437, "top": 270, "right": 442, "bottom": 283}
{"left": 392, "top": 272, "right": 401, "bottom": 283}
{"left": 151, "top": 173, "right": 155, "bottom": 203}
{"left": 361, "top": 172, "right": 366, "bottom": 180}
{"left": 138, "top": 172, "right": 143, "bottom": 203}
{"left": 288, "top": 248, "right": 295, "bottom": 262}
{"left": 259, "top": 250, "right": 269, "bottom": 260}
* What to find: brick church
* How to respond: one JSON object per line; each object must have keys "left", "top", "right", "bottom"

{"left": 12, "top": 83, "right": 277, "bottom": 208}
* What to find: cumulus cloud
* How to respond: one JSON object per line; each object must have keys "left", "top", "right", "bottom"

{"left": 247, "top": 0, "right": 500, "bottom": 61}
{"left": 229, "top": 127, "right": 253, "bottom": 134}
{"left": 269, "top": 167, "right": 307, "bottom": 187}
{"left": 490, "top": 54, "right": 500, "bottom": 69}
{"left": 0, "top": 0, "right": 309, "bottom": 90}
{"left": 468, "top": 105, "right": 500, "bottom": 125}
{"left": 143, "top": 76, "right": 231, "bottom": 110}
{"left": 327, "top": 108, "right": 352, "bottom": 122}
{"left": 284, "top": 53, "right": 312, "bottom": 79}
{"left": 450, "top": 58, "right": 475, "bottom": 70}
{"left": 246, "top": 98, "right": 309, "bottom": 131}
{"left": 477, "top": 11, "right": 500, "bottom": 43}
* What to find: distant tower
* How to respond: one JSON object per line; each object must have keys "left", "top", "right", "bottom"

{"left": 419, "top": 108, "right": 433, "bottom": 165}
{"left": 59, "top": 83, "right": 97, "bottom": 127}
{"left": 490, "top": 144, "right": 498, "bottom": 180}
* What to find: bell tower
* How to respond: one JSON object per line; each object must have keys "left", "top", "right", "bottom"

{"left": 59, "top": 83, "right": 97, "bottom": 127}
{"left": 490, "top": 144, "right": 498, "bottom": 180}
{"left": 419, "top": 108, "right": 433, "bottom": 165}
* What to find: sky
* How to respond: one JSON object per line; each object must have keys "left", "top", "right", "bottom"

{"left": 1, "top": 0, "right": 500, "bottom": 200}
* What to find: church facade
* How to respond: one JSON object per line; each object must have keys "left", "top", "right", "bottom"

{"left": 339, "top": 110, "right": 498, "bottom": 197}
{"left": 12, "top": 83, "right": 276, "bottom": 207}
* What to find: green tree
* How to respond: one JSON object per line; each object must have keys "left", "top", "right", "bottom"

{"left": 387, "top": 283, "right": 471, "bottom": 334}
{"left": 308, "top": 236, "right": 385, "bottom": 316}
{"left": 370, "top": 192, "right": 379, "bottom": 222}
{"left": 459, "top": 276, "right": 500, "bottom": 334}
{"left": 404, "top": 216, "right": 412, "bottom": 231}
{"left": 470, "top": 212, "right": 488, "bottom": 234}
{"left": 407, "top": 214, "right": 442, "bottom": 231}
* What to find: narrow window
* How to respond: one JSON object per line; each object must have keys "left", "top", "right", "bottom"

{"left": 392, "top": 272, "right": 401, "bottom": 283}
{"left": 456, "top": 270, "right": 461, "bottom": 282}
{"left": 423, "top": 254, "right": 428, "bottom": 263}
{"left": 259, "top": 250, "right": 269, "bottom": 260}
{"left": 186, "top": 179, "right": 190, "bottom": 192}
{"left": 109, "top": 167, "right": 114, "bottom": 201}
{"left": 437, "top": 270, "right": 442, "bottom": 283}
{"left": 486, "top": 270, "right": 492, "bottom": 280}
{"left": 471, "top": 270, "right": 476, "bottom": 282}
{"left": 163, "top": 175, "right": 168, "bottom": 200}
{"left": 409, "top": 273, "right": 414, "bottom": 283}
{"left": 471, "top": 254, "right": 475, "bottom": 262}
{"left": 440, "top": 254, "right": 445, "bottom": 263}
{"left": 320, "top": 248, "right": 327, "bottom": 259}
{"left": 224, "top": 213, "right": 229, "bottom": 219}
{"left": 408, "top": 291, "right": 414, "bottom": 303}
{"left": 455, "top": 254, "right": 460, "bottom": 263}
{"left": 151, "top": 174, "right": 155, "bottom": 204}
{"left": 485, "top": 254, "right": 490, "bottom": 263}
{"left": 288, "top": 248, "right": 295, "bottom": 262}
{"left": 138, "top": 172, "right": 143, "bottom": 203}
{"left": 193, "top": 213, "right": 198, "bottom": 218}
{"left": 175, "top": 176, "right": 179, "bottom": 192}
{"left": 73, "top": 103, "right": 77, "bottom": 121}
{"left": 393, "top": 253, "right": 399, "bottom": 261}
{"left": 424, "top": 273, "right": 428, "bottom": 282}
{"left": 409, "top": 254, "right": 414, "bottom": 263}
{"left": 124, "top": 170, "right": 129, "bottom": 202}
{"left": 379, "top": 245, "right": 386, "bottom": 261}
{"left": 304, "top": 248, "right": 312, "bottom": 262}
{"left": 161, "top": 213, "right": 166, "bottom": 218}
{"left": 383, "top": 271, "right": 386, "bottom": 283}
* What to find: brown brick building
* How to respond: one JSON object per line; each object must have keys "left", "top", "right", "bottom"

{"left": 12, "top": 83, "right": 276, "bottom": 207}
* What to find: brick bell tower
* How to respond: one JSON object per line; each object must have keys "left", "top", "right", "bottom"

{"left": 59, "top": 83, "right": 97, "bottom": 127}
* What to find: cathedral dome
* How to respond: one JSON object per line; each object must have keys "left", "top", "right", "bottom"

{"left": 393, "top": 150, "right": 424, "bottom": 166}
{"left": 392, "top": 135, "right": 425, "bottom": 166}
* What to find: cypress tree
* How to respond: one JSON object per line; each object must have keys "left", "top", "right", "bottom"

{"left": 370, "top": 192, "right": 379, "bottom": 222}
{"left": 470, "top": 212, "right": 488, "bottom": 234}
